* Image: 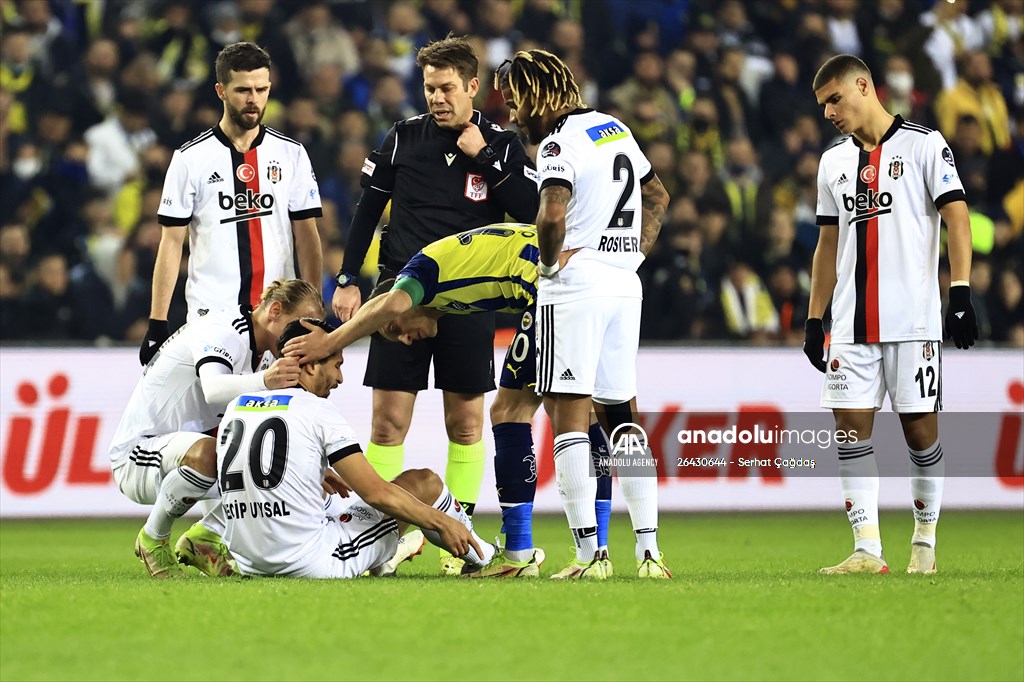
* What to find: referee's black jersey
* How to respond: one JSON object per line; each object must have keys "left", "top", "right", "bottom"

{"left": 344, "top": 110, "right": 540, "bottom": 272}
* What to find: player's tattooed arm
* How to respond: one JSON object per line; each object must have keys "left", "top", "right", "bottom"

{"left": 536, "top": 185, "right": 571, "bottom": 267}
{"left": 639, "top": 174, "right": 670, "bottom": 257}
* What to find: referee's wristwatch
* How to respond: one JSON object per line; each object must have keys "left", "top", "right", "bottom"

{"left": 473, "top": 144, "right": 497, "bottom": 165}
{"left": 335, "top": 270, "right": 359, "bottom": 288}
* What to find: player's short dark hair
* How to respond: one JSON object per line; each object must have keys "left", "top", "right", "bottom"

{"left": 215, "top": 42, "right": 272, "bottom": 85}
{"left": 813, "top": 54, "right": 871, "bottom": 91}
{"left": 415, "top": 33, "right": 478, "bottom": 87}
{"left": 276, "top": 318, "right": 336, "bottom": 361}
{"left": 368, "top": 277, "right": 397, "bottom": 302}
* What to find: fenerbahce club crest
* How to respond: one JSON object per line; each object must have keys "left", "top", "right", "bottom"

{"left": 267, "top": 161, "right": 283, "bottom": 184}
{"left": 464, "top": 173, "right": 488, "bottom": 202}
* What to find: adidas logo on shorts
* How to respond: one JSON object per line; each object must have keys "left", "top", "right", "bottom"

{"left": 559, "top": 368, "right": 575, "bottom": 381}
{"left": 207, "top": 172, "right": 224, "bottom": 184}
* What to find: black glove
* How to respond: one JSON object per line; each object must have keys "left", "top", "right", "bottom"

{"left": 803, "top": 318, "right": 827, "bottom": 373}
{"left": 944, "top": 285, "right": 978, "bottom": 349}
{"left": 139, "top": 318, "right": 170, "bottom": 365}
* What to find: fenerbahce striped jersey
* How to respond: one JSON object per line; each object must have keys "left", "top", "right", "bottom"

{"left": 815, "top": 115, "right": 966, "bottom": 344}
{"left": 394, "top": 224, "right": 539, "bottom": 314}
{"left": 158, "top": 125, "right": 323, "bottom": 315}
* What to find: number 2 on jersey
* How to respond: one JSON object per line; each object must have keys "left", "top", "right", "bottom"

{"left": 608, "top": 153, "right": 635, "bottom": 228}
{"left": 219, "top": 417, "right": 289, "bottom": 491}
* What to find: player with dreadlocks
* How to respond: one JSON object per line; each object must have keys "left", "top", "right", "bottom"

{"left": 499, "top": 50, "right": 673, "bottom": 580}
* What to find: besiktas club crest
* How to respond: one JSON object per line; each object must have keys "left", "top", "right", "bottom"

{"left": 267, "top": 161, "right": 282, "bottom": 184}
{"left": 888, "top": 157, "right": 903, "bottom": 180}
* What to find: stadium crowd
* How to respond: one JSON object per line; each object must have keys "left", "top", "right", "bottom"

{"left": 0, "top": 0, "right": 1021, "bottom": 346}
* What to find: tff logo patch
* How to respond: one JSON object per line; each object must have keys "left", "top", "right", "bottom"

{"left": 541, "top": 141, "right": 561, "bottom": 158}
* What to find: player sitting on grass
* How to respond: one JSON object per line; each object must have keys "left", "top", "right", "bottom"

{"left": 286, "top": 223, "right": 628, "bottom": 577}
{"left": 218, "top": 318, "right": 494, "bottom": 578}
{"left": 108, "top": 279, "right": 324, "bottom": 579}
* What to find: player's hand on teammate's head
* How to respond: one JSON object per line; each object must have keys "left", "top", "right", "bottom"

{"left": 283, "top": 320, "right": 329, "bottom": 363}
{"left": 332, "top": 285, "right": 362, "bottom": 322}
{"left": 803, "top": 318, "right": 828, "bottom": 373}
{"left": 322, "top": 468, "right": 352, "bottom": 498}
{"left": 264, "top": 356, "right": 301, "bottom": 389}
{"left": 944, "top": 285, "right": 979, "bottom": 349}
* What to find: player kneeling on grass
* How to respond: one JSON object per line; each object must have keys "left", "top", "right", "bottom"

{"left": 109, "top": 280, "right": 325, "bottom": 579}
{"left": 219, "top": 318, "right": 496, "bottom": 579}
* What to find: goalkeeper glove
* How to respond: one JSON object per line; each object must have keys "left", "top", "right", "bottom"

{"left": 803, "top": 318, "right": 827, "bottom": 373}
{"left": 139, "top": 318, "right": 170, "bottom": 365}
{"left": 944, "top": 285, "right": 978, "bottom": 349}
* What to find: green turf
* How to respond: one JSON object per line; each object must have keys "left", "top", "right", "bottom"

{"left": 1, "top": 512, "right": 1021, "bottom": 682}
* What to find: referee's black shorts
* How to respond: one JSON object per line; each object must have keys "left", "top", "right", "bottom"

{"left": 363, "top": 270, "right": 496, "bottom": 394}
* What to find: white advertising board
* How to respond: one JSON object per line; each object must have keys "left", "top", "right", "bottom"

{"left": 1, "top": 346, "right": 1021, "bottom": 517}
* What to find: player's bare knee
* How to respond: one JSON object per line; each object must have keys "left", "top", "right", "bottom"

{"left": 900, "top": 413, "right": 938, "bottom": 451}
{"left": 181, "top": 437, "right": 217, "bottom": 477}
{"left": 445, "top": 414, "right": 483, "bottom": 444}
{"left": 394, "top": 468, "right": 442, "bottom": 503}
{"left": 491, "top": 389, "right": 541, "bottom": 425}
{"left": 370, "top": 413, "right": 411, "bottom": 445}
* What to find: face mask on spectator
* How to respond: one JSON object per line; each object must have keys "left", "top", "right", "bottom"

{"left": 12, "top": 158, "right": 42, "bottom": 180}
{"left": 887, "top": 71, "right": 913, "bottom": 96}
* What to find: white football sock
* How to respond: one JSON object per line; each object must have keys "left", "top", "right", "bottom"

{"left": 909, "top": 441, "right": 944, "bottom": 548}
{"left": 838, "top": 439, "right": 882, "bottom": 557}
{"left": 554, "top": 432, "right": 599, "bottom": 562}
{"left": 143, "top": 466, "right": 215, "bottom": 540}
{"left": 620, "top": 449, "right": 660, "bottom": 561}
{"left": 422, "top": 485, "right": 495, "bottom": 567}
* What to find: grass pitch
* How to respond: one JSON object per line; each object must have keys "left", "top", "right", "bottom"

{"left": 1, "top": 511, "right": 1021, "bottom": 682}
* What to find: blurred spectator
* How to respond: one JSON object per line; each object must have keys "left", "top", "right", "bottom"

{"left": 517, "top": 0, "right": 562, "bottom": 44}
{"left": 645, "top": 141, "right": 679, "bottom": 199}
{"left": 921, "top": 0, "right": 984, "bottom": 93}
{"left": 0, "top": 261, "right": 21, "bottom": 340}
{"left": 475, "top": 0, "right": 520, "bottom": 69}
{"left": 69, "top": 234, "right": 149, "bottom": 341}
{"left": 976, "top": 0, "right": 1023, "bottom": 62}
{"left": 335, "top": 109, "right": 372, "bottom": 146}
{"left": 1, "top": 26, "right": 47, "bottom": 136}
{"left": 19, "top": 253, "right": 79, "bottom": 340}
{"left": 12, "top": 0, "right": 76, "bottom": 79}
{"left": 989, "top": 266, "right": 1024, "bottom": 344}
{"left": 283, "top": 96, "right": 334, "bottom": 177}
{"left": 677, "top": 149, "right": 729, "bottom": 212}
{"left": 719, "top": 137, "right": 764, "bottom": 238}
{"left": 712, "top": 47, "right": 759, "bottom": 142}
{"left": 719, "top": 260, "right": 779, "bottom": 343}
{"left": 825, "top": 0, "right": 863, "bottom": 56}
{"left": 664, "top": 48, "right": 697, "bottom": 117}
{"left": 366, "top": 73, "right": 418, "bottom": 145}
{"left": 308, "top": 63, "right": 347, "bottom": 125}
{"left": 379, "top": 0, "right": 429, "bottom": 83}
{"left": 237, "top": 0, "right": 301, "bottom": 102}
{"left": 987, "top": 115, "right": 1024, "bottom": 210}
{"left": 935, "top": 52, "right": 1011, "bottom": 156}
{"left": 969, "top": 256, "right": 994, "bottom": 340}
{"left": 83, "top": 89, "right": 157, "bottom": 194}
{"left": 64, "top": 38, "right": 120, "bottom": 134}
{"left": 677, "top": 97, "right": 724, "bottom": 169}
{"left": 639, "top": 222, "right": 708, "bottom": 340}
{"left": 151, "top": 84, "right": 202, "bottom": 148}
{"left": 285, "top": 2, "right": 360, "bottom": 86}
{"left": 147, "top": 0, "right": 210, "bottom": 89}
{"left": 421, "top": 0, "right": 472, "bottom": 40}
{"left": 948, "top": 115, "right": 989, "bottom": 205}
{"left": 760, "top": 207, "right": 810, "bottom": 280}
{"left": 878, "top": 54, "right": 935, "bottom": 126}
{"left": 767, "top": 262, "right": 809, "bottom": 345}
{"left": 342, "top": 38, "right": 392, "bottom": 112}
{"left": 0, "top": 223, "right": 32, "bottom": 284}
{"left": 608, "top": 51, "right": 679, "bottom": 146}
{"left": 860, "top": 0, "right": 930, "bottom": 77}
{"left": 759, "top": 49, "right": 821, "bottom": 149}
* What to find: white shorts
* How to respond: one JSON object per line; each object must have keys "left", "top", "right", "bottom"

{"left": 301, "top": 501, "right": 400, "bottom": 579}
{"left": 821, "top": 341, "right": 942, "bottom": 413}
{"left": 535, "top": 296, "right": 640, "bottom": 404}
{"left": 111, "top": 432, "right": 209, "bottom": 505}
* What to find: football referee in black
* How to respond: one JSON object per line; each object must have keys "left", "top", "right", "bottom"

{"left": 331, "top": 35, "right": 539, "bottom": 574}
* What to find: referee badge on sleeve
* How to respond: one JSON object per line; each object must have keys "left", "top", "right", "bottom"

{"left": 464, "top": 173, "right": 488, "bottom": 202}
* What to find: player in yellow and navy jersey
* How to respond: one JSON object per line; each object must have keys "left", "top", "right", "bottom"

{"left": 287, "top": 221, "right": 611, "bottom": 577}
